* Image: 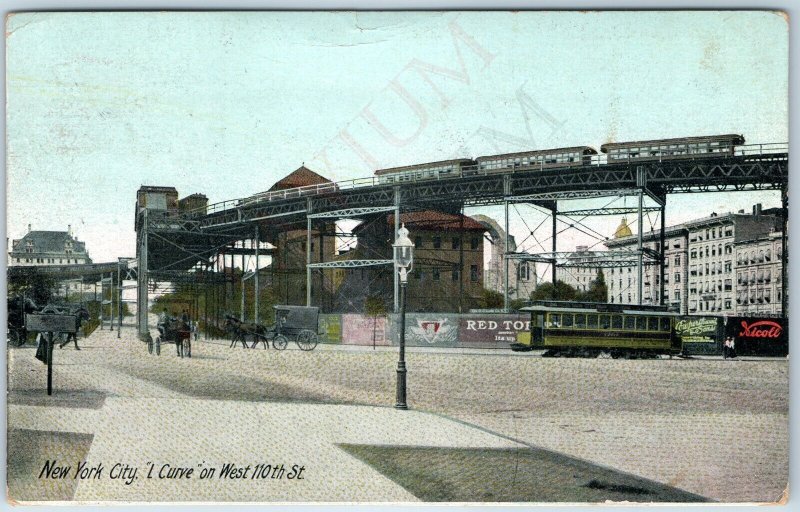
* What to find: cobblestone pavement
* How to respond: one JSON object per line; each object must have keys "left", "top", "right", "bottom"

{"left": 7, "top": 320, "right": 788, "bottom": 503}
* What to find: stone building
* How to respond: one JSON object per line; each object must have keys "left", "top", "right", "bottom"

{"left": 469, "top": 214, "right": 536, "bottom": 301}
{"left": 9, "top": 225, "right": 92, "bottom": 267}
{"left": 734, "top": 230, "right": 784, "bottom": 316}
{"left": 604, "top": 205, "right": 782, "bottom": 316}
{"left": 556, "top": 245, "right": 603, "bottom": 293}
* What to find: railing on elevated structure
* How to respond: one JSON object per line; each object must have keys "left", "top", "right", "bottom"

{"left": 180, "top": 142, "right": 787, "bottom": 220}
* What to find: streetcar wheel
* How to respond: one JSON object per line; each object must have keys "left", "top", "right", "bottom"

{"left": 297, "top": 330, "right": 318, "bottom": 351}
{"left": 273, "top": 335, "right": 288, "bottom": 350}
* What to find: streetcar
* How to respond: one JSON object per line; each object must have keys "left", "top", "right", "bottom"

{"left": 515, "top": 301, "right": 683, "bottom": 358}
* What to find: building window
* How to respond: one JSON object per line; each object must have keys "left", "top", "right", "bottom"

{"left": 452, "top": 269, "right": 460, "bottom": 282}
{"left": 470, "top": 265, "right": 479, "bottom": 282}
{"left": 765, "top": 248, "right": 772, "bottom": 262}
{"left": 414, "top": 237, "right": 422, "bottom": 248}
{"left": 432, "top": 268, "right": 440, "bottom": 281}
{"left": 452, "top": 238, "right": 460, "bottom": 250}
{"left": 470, "top": 237, "right": 480, "bottom": 250}
{"left": 675, "top": 289, "right": 681, "bottom": 300}
{"left": 724, "top": 279, "right": 732, "bottom": 291}
{"left": 674, "top": 255, "right": 681, "bottom": 266}
{"left": 433, "top": 237, "right": 441, "bottom": 249}
{"left": 674, "top": 273, "right": 680, "bottom": 283}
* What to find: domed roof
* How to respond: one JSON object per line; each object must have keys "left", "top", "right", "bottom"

{"left": 614, "top": 217, "right": 633, "bottom": 239}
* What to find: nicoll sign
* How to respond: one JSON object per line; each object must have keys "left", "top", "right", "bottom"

{"left": 725, "top": 316, "right": 787, "bottom": 356}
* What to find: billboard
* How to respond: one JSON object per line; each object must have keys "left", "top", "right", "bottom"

{"left": 341, "top": 314, "right": 389, "bottom": 346}
{"left": 458, "top": 314, "right": 530, "bottom": 348}
{"left": 725, "top": 317, "right": 787, "bottom": 357}
{"left": 675, "top": 316, "right": 722, "bottom": 355}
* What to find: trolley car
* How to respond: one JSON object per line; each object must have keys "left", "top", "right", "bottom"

{"left": 515, "top": 301, "right": 683, "bottom": 358}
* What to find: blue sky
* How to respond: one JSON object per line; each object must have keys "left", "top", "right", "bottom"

{"left": 6, "top": 11, "right": 788, "bottom": 264}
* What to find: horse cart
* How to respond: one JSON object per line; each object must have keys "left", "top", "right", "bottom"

{"left": 226, "top": 306, "right": 320, "bottom": 351}
{"left": 269, "top": 305, "right": 320, "bottom": 351}
{"left": 153, "top": 318, "right": 192, "bottom": 357}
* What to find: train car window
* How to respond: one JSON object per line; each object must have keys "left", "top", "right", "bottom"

{"left": 575, "top": 314, "right": 586, "bottom": 328}
{"left": 547, "top": 313, "right": 561, "bottom": 328}
{"left": 562, "top": 314, "right": 574, "bottom": 328}
{"left": 635, "top": 317, "right": 647, "bottom": 331}
{"left": 648, "top": 317, "right": 659, "bottom": 331}
{"left": 587, "top": 315, "right": 598, "bottom": 328}
{"left": 611, "top": 315, "right": 623, "bottom": 329}
{"left": 624, "top": 316, "right": 635, "bottom": 330}
{"left": 660, "top": 318, "right": 671, "bottom": 331}
{"left": 600, "top": 315, "right": 611, "bottom": 329}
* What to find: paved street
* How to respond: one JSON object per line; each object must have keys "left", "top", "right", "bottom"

{"left": 7, "top": 320, "right": 788, "bottom": 503}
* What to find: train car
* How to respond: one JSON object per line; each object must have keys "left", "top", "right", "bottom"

{"left": 515, "top": 301, "right": 682, "bottom": 358}
{"left": 600, "top": 134, "right": 745, "bottom": 163}
{"left": 475, "top": 146, "right": 598, "bottom": 171}
{"left": 375, "top": 159, "right": 475, "bottom": 184}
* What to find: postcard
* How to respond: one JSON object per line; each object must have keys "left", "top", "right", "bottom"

{"left": 6, "top": 10, "right": 788, "bottom": 504}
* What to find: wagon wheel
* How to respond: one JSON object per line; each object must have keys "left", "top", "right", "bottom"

{"left": 273, "top": 335, "right": 288, "bottom": 351}
{"left": 183, "top": 338, "right": 192, "bottom": 358}
{"left": 8, "top": 329, "right": 25, "bottom": 347}
{"left": 155, "top": 336, "right": 161, "bottom": 356}
{"left": 297, "top": 330, "right": 318, "bottom": 351}
{"left": 148, "top": 337, "right": 155, "bottom": 354}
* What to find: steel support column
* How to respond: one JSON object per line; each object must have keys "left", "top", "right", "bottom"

{"left": 503, "top": 176, "right": 510, "bottom": 311}
{"left": 240, "top": 248, "right": 245, "bottom": 322}
{"left": 137, "top": 209, "right": 149, "bottom": 340}
{"left": 637, "top": 167, "right": 644, "bottom": 305}
{"left": 659, "top": 200, "right": 666, "bottom": 306}
{"left": 781, "top": 186, "right": 788, "bottom": 319}
{"left": 254, "top": 225, "right": 260, "bottom": 325}
{"left": 551, "top": 203, "right": 557, "bottom": 295}
{"left": 306, "top": 198, "right": 313, "bottom": 307}
{"left": 117, "top": 263, "right": 122, "bottom": 338}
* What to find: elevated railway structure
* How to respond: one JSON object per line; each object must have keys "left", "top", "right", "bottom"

{"left": 135, "top": 142, "right": 788, "bottom": 339}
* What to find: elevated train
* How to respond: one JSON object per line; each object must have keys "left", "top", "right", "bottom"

{"left": 374, "top": 133, "right": 746, "bottom": 183}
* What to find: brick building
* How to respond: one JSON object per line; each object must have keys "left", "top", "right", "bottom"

{"left": 338, "top": 210, "right": 486, "bottom": 313}
{"left": 734, "top": 230, "right": 784, "bottom": 316}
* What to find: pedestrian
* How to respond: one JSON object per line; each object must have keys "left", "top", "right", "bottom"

{"left": 729, "top": 336, "right": 737, "bottom": 359}
{"left": 181, "top": 309, "right": 189, "bottom": 325}
{"left": 723, "top": 337, "right": 730, "bottom": 359}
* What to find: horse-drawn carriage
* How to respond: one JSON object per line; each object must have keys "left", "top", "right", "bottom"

{"left": 7, "top": 298, "right": 89, "bottom": 347}
{"left": 225, "top": 305, "right": 320, "bottom": 351}
{"left": 153, "top": 317, "right": 192, "bottom": 357}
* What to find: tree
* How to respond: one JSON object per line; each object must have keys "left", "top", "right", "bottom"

{"left": 580, "top": 269, "right": 608, "bottom": 302}
{"left": 530, "top": 280, "right": 579, "bottom": 301}
{"left": 480, "top": 288, "right": 504, "bottom": 309}
{"left": 364, "top": 295, "right": 387, "bottom": 349}
{"left": 7, "top": 267, "right": 55, "bottom": 306}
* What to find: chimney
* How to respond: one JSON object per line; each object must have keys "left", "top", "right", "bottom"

{"left": 68, "top": 224, "right": 72, "bottom": 236}
{"left": 27, "top": 224, "right": 31, "bottom": 233}
{"left": 755, "top": 203, "right": 762, "bottom": 216}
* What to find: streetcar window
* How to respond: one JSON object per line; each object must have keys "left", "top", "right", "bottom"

{"left": 562, "top": 314, "right": 574, "bottom": 327}
{"left": 624, "top": 316, "right": 636, "bottom": 330}
{"left": 600, "top": 315, "right": 611, "bottom": 329}
{"left": 587, "top": 315, "right": 598, "bottom": 328}
{"left": 648, "top": 317, "right": 659, "bottom": 331}
{"left": 660, "top": 318, "right": 671, "bottom": 331}
{"left": 547, "top": 314, "right": 561, "bottom": 328}
{"left": 636, "top": 317, "right": 647, "bottom": 330}
{"left": 575, "top": 314, "right": 586, "bottom": 328}
{"left": 611, "top": 315, "right": 622, "bottom": 329}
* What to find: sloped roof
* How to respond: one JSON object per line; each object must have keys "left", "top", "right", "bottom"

{"left": 268, "top": 166, "right": 333, "bottom": 192}
{"left": 387, "top": 211, "right": 487, "bottom": 232}
{"left": 10, "top": 231, "right": 88, "bottom": 255}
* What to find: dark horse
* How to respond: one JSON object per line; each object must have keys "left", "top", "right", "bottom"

{"left": 224, "top": 314, "right": 269, "bottom": 349}
{"left": 58, "top": 305, "right": 91, "bottom": 350}
{"left": 7, "top": 297, "right": 39, "bottom": 346}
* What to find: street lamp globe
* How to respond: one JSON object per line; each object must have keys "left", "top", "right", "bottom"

{"left": 393, "top": 224, "right": 414, "bottom": 281}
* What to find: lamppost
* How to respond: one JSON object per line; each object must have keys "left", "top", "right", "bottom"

{"left": 393, "top": 224, "right": 414, "bottom": 410}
